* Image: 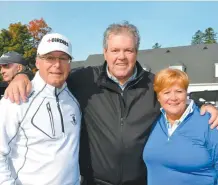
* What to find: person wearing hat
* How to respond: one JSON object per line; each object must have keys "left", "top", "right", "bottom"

{"left": 4, "top": 22, "right": 218, "bottom": 185}
{"left": 0, "top": 33, "right": 81, "bottom": 185}
{"left": 0, "top": 51, "right": 28, "bottom": 84}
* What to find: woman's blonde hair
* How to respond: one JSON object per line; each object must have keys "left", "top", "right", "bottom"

{"left": 154, "top": 68, "right": 189, "bottom": 94}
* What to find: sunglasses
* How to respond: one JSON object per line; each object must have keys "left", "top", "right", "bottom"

{"left": 0, "top": 64, "right": 12, "bottom": 69}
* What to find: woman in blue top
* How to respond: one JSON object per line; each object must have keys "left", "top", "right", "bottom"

{"left": 143, "top": 68, "right": 218, "bottom": 185}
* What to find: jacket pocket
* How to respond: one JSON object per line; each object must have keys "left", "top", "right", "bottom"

{"left": 31, "top": 99, "right": 62, "bottom": 139}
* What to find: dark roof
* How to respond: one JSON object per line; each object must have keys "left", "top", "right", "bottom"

{"left": 72, "top": 43, "right": 218, "bottom": 84}
{"left": 137, "top": 44, "right": 218, "bottom": 83}
{"left": 70, "top": 61, "right": 86, "bottom": 69}
{"left": 84, "top": 54, "right": 104, "bottom": 67}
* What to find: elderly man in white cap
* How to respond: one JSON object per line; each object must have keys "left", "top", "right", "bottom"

{"left": 0, "top": 33, "right": 81, "bottom": 185}
{"left": 0, "top": 51, "right": 28, "bottom": 84}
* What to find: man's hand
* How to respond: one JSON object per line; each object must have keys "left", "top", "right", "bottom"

{"left": 200, "top": 104, "right": 218, "bottom": 129}
{"left": 4, "top": 74, "right": 32, "bottom": 104}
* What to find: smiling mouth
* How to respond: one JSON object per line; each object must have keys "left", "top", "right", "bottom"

{"left": 116, "top": 64, "right": 127, "bottom": 68}
{"left": 169, "top": 103, "right": 180, "bottom": 106}
{"left": 117, "top": 63, "right": 127, "bottom": 65}
{"left": 50, "top": 72, "right": 62, "bottom": 75}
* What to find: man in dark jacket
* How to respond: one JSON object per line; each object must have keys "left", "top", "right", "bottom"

{"left": 3, "top": 21, "right": 218, "bottom": 185}
{"left": 68, "top": 21, "right": 160, "bottom": 185}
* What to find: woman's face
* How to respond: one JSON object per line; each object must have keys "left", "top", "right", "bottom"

{"left": 158, "top": 84, "right": 188, "bottom": 121}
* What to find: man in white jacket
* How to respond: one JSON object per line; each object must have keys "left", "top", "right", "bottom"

{"left": 0, "top": 33, "right": 81, "bottom": 185}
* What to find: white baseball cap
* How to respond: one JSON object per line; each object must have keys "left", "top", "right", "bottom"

{"left": 37, "top": 33, "right": 73, "bottom": 59}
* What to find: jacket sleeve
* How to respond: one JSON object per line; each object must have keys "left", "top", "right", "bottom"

{"left": 15, "top": 66, "right": 34, "bottom": 80}
{"left": 207, "top": 122, "right": 218, "bottom": 182}
{"left": 0, "top": 98, "right": 20, "bottom": 185}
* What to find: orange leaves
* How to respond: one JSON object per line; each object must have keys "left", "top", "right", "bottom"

{"left": 0, "top": 18, "right": 52, "bottom": 70}
{"left": 28, "top": 18, "right": 51, "bottom": 46}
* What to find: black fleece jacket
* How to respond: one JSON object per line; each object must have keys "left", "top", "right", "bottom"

{"left": 67, "top": 61, "right": 160, "bottom": 185}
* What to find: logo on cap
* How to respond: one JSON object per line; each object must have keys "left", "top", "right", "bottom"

{"left": 1, "top": 54, "right": 10, "bottom": 59}
{"left": 47, "top": 38, "right": 69, "bottom": 47}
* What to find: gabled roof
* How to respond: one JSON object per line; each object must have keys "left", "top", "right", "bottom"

{"left": 72, "top": 43, "right": 218, "bottom": 84}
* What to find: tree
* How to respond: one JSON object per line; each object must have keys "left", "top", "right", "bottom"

{"left": 27, "top": 18, "right": 52, "bottom": 69}
{"left": 152, "top": 43, "right": 161, "bottom": 49}
{"left": 204, "top": 27, "right": 217, "bottom": 44}
{"left": 0, "top": 22, "right": 34, "bottom": 65}
{"left": 28, "top": 18, "right": 52, "bottom": 48}
{"left": 191, "top": 30, "right": 204, "bottom": 45}
{"left": 0, "top": 18, "right": 52, "bottom": 70}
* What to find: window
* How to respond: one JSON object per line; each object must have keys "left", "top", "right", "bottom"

{"left": 169, "top": 65, "right": 186, "bottom": 72}
{"left": 215, "top": 63, "right": 218, "bottom": 77}
{"left": 142, "top": 64, "right": 151, "bottom": 72}
{"left": 143, "top": 67, "right": 151, "bottom": 72}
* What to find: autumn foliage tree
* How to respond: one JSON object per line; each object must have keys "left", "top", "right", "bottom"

{"left": 0, "top": 18, "right": 52, "bottom": 72}
{"left": 0, "top": 22, "right": 33, "bottom": 63}
{"left": 28, "top": 18, "right": 52, "bottom": 48}
{"left": 27, "top": 18, "right": 51, "bottom": 68}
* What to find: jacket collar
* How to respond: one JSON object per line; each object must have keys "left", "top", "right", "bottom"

{"left": 160, "top": 99, "right": 194, "bottom": 126}
{"left": 97, "top": 61, "right": 145, "bottom": 87}
{"left": 106, "top": 64, "right": 137, "bottom": 90}
{"left": 32, "top": 71, "right": 67, "bottom": 97}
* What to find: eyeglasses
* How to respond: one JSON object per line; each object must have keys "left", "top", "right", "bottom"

{"left": 0, "top": 64, "right": 12, "bottom": 70}
{"left": 38, "top": 55, "right": 72, "bottom": 64}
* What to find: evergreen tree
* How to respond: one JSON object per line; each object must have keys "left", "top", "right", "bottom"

{"left": 204, "top": 27, "right": 217, "bottom": 44}
{"left": 191, "top": 30, "right": 204, "bottom": 45}
{"left": 152, "top": 42, "right": 161, "bottom": 49}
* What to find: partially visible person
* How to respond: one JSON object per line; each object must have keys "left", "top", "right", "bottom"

{"left": 0, "top": 33, "right": 81, "bottom": 185}
{"left": 0, "top": 51, "right": 29, "bottom": 84}
{"left": 3, "top": 21, "right": 218, "bottom": 185}
{"left": 0, "top": 81, "right": 7, "bottom": 98}
{"left": 143, "top": 68, "right": 218, "bottom": 185}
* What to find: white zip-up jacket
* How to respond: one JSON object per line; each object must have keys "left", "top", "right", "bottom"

{"left": 0, "top": 72, "right": 81, "bottom": 185}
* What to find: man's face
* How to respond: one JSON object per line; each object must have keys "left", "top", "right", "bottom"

{"left": 36, "top": 51, "right": 71, "bottom": 88}
{"left": 0, "top": 63, "right": 20, "bottom": 83}
{"left": 103, "top": 33, "right": 137, "bottom": 85}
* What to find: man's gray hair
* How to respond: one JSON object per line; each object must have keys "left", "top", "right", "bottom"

{"left": 103, "top": 21, "right": 140, "bottom": 52}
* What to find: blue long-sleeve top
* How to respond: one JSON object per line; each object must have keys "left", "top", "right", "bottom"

{"left": 143, "top": 102, "right": 218, "bottom": 185}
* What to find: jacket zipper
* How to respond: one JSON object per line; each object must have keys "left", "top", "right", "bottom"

{"left": 118, "top": 76, "right": 144, "bottom": 184}
{"left": 120, "top": 115, "right": 124, "bottom": 184}
{"left": 46, "top": 102, "right": 55, "bottom": 136}
{"left": 126, "top": 76, "right": 143, "bottom": 91}
{"left": 55, "top": 88, "right": 65, "bottom": 133}
{"left": 116, "top": 77, "right": 142, "bottom": 184}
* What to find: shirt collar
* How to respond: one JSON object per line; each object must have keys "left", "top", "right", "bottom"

{"left": 160, "top": 99, "right": 194, "bottom": 126}
{"left": 106, "top": 65, "right": 137, "bottom": 90}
